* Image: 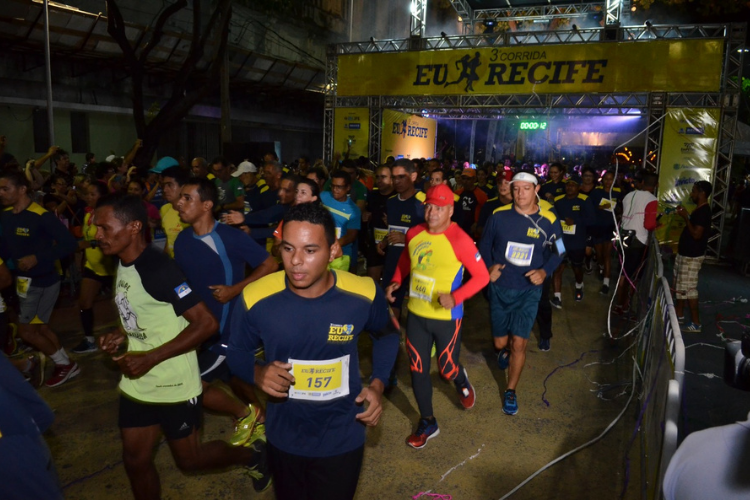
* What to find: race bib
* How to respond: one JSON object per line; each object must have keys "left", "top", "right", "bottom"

{"left": 373, "top": 227, "right": 388, "bottom": 244}
{"left": 335, "top": 227, "right": 342, "bottom": 240}
{"left": 16, "top": 277, "right": 32, "bottom": 298}
{"left": 409, "top": 273, "right": 436, "bottom": 302}
{"left": 288, "top": 355, "right": 350, "bottom": 401}
{"left": 388, "top": 225, "right": 409, "bottom": 247}
{"left": 599, "top": 199, "right": 616, "bottom": 212}
{"left": 561, "top": 222, "right": 576, "bottom": 235}
{"left": 505, "top": 241, "right": 534, "bottom": 267}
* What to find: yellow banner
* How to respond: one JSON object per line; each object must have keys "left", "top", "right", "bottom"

{"left": 333, "top": 108, "right": 370, "bottom": 158}
{"left": 381, "top": 109, "right": 437, "bottom": 162}
{"left": 655, "top": 108, "right": 719, "bottom": 250}
{"left": 338, "top": 39, "right": 723, "bottom": 96}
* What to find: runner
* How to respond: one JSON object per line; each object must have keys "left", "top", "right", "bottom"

{"left": 363, "top": 165, "right": 393, "bottom": 283}
{"left": 587, "top": 170, "right": 623, "bottom": 294}
{"left": 385, "top": 184, "right": 489, "bottom": 448}
{"left": 0, "top": 171, "right": 79, "bottom": 387}
{"left": 320, "top": 170, "right": 361, "bottom": 272}
{"left": 227, "top": 202, "right": 399, "bottom": 500}
{"left": 158, "top": 166, "right": 191, "bottom": 258}
{"left": 539, "top": 162, "right": 567, "bottom": 203}
{"left": 479, "top": 172, "right": 564, "bottom": 415}
{"left": 94, "top": 193, "right": 269, "bottom": 498}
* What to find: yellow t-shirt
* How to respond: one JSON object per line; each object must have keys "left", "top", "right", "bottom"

{"left": 83, "top": 212, "right": 115, "bottom": 276}
{"left": 160, "top": 204, "right": 189, "bottom": 258}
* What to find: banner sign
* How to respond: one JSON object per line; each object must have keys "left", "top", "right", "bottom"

{"left": 333, "top": 108, "right": 370, "bottom": 158}
{"left": 337, "top": 39, "right": 723, "bottom": 96}
{"left": 380, "top": 109, "right": 437, "bottom": 162}
{"left": 656, "top": 108, "right": 719, "bottom": 249}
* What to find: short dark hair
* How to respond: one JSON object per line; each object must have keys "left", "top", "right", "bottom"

{"left": 694, "top": 180, "right": 713, "bottom": 197}
{"left": 85, "top": 152, "right": 96, "bottom": 162}
{"left": 97, "top": 193, "right": 148, "bottom": 232}
{"left": 0, "top": 170, "right": 30, "bottom": 190}
{"left": 264, "top": 161, "right": 283, "bottom": 175}
{"left": 49, "top": 173, "right": 69, "bottom": 186}
{"left": 283, "top": 202, "right": 336, "bottom": 246}
{"left": 330, "top": 170, "right": 352, "bottom": 186}
{"left": 162, "top": 166, "right": 190, "bottom": 186}
{"left": 210, "top": 157, "right": 229, "bottom": 169}
{"left": 90, "top": 181, "right": 109, "bottom": 200}
{"left": 308, "top": 166, "right": 328, "bottom": 182}
{"left": 393, "top": 158, "right": 416, "bottom": 174}
{"left": 53, "top": 149, "right": 69, "bottom": 163}
{"left": 642, "top": 172, "right": 658, "bottom": 188}
{"left": 183, "top": 177, "right": 218, "bottom": 207}
{"left": 549, "top": 162, "right": 565, "bottom": 173}
{"left": 128, "top": 179, "right": 145, "bottom": 192}
{"left": 431, "top": 169, "right": 447, "bottom": 181}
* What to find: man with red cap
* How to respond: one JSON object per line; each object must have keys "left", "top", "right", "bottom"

{"left": 386, "top": 184, "right": 489, "bottom": 449}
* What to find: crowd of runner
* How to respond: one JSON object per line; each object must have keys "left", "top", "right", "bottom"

{"left": 0, "top": 140, "right": 678, "bottom": 499}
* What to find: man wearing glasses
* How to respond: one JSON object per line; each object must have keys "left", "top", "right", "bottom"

{"left": 320, "top": 171, "right": 361, "bottom": 273}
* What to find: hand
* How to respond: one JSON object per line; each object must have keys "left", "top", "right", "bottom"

{"left": 438, "top": 292, "right": 456, "bottom": 309}
{"left": 525, "top": 268, "right": 547, "bottom": 286}
{"left": 47, "top": 145, "right": 59, "bottom": 156}
{"left": 676, "top": 205, "right": 688, "bottom": 219}
{"left": 98, "top": 330, "right": 126, "bottom": 355}
{"left": 17, "top": 255, "right": 38, "bottom": 272}
{"left": 222, "top": 211, "right": 244, "bottom": 225}
{"left": 135, "top": 138, "right": 143, "bottom": 149}
{"left": 362, "top": 211, "right": 371, "bottom": 223}
{"left": 565, "top": 217, "right": 574, "bottom": 226}
{"left": 208, "top": 284, "right": 237, "bottom": 304}
{"left": 128, "top": 166, "right": 138, "bottom": 174}
{"left": 386, "top": 231, "right": 406, "bottom": 245}
{"left": 256, "top": 361, "right": 295, "bottom": 398}
{"left": 332, "top": 244, "right": 343, "bottom": 259}
{"left": 488, "top": 263, "right": 505, "bottom": 283}
{"left": 113, "top": 351, "right": 158, "bottom": 378}
{"left": 545, "top": 193, "right": 554, "bottom": 201}
{"left": 355, "top": 379, "right": 384, "bottom": 426}
{"left": 384, "top": 282, "right": 399, "bottom": 303}
{"left": 376, "top": 239, "right": 387, "bottom": 256}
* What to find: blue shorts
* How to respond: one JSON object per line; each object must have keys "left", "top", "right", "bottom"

{"left": 488, "top": 285, "right": 542, "bottom": 339}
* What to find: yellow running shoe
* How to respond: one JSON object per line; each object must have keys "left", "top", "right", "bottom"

{"left": 230, "top": 404, "right": 260, "bottom": 447}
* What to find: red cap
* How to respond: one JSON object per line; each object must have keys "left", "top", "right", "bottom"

{"left": 424, "top": 184, "right": 455, "bottom": 207}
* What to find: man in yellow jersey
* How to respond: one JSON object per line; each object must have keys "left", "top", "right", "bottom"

{"left": 158, "top": 166, "right": 190, "bottom": 258}
{"left": 386, "top": 184, "right": 489, "bottom": 448}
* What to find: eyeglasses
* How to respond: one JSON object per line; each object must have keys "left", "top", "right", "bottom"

{"left": 331, "top": 184, "right": 347, "bottom": 190}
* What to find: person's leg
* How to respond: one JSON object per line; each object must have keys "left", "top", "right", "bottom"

{"left": 228, "top": 376, "right": 265, "bottom": 421}
{"left": 536, "top": 278, "right": 552, "bottom": 341}
{"left": 367, "top": 264, "right": 383, "bottom": 283}
{"left": 167, "top": 427, "right": 255, "bottom": 472}
{"left": 307, "top": 446, "right": 365, "bottom": 500}
{"left": 17, "top": 286, "right": 60, "bottom": 356}
{"left": 78, "top": 277, "right": 101, "bottom": 341}
{"left": 553, "top": 264, "right": 564, "bottom": 296}
{"left": 489, "top": 283, "right": 511, "bottom": 351}
{"left": 673, "top": 254, "right": 686, "bottom": 318}
{"left": 573, "top": 265, "right": 584, "bottom": 288}
{"left": 685, "top": 256, "right": 704, "bottom": 325}
{"left": 507, "top": 336, "right": 529, "bottom": 390}
{"left": 121, "top": 425, "right": 163, "bottom": 500}
{"left": 433, "top": 317, "right": 464, "bottom": 384}
{"left": 406, "top": 313, "right": 435, "bottom": 418}
{"left": 268, "top": 442, "right": 309, "bottom": 500}
{"left": 202, "top": 382, "right": 250, "bottom": 420}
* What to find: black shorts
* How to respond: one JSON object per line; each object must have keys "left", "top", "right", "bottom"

{"left": 564, "top": 247, "right": 586, "bottom": 267}
{"left": 590, "top": 226, "right": 615, "bottom": 246}
{"left": 198, "top": 349, "right": 231, "bottom": 383}
{"left": 622, "top": 241, "right": 648, "bottom": 282}
{"left": 118, "top": 393, "right": 203, "bottom": 441}
{"left": 81, "top": 267, "right": 114, "bottom": 287}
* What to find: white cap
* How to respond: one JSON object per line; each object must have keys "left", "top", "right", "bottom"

{"left": 105, "top": 154, "right": 118, "bottom": 162}
{"left": 232, "top": 161, "right": 257, "bottom": 177}
{"left": 510, "top": 172, "right": 538, "bottom": 185}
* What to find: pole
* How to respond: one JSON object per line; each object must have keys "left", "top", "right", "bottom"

{"left": 43, "top": 0, "right": 55, "bottom": 145}
{"left": 220, "top": 49, "right": 232, "bottom": 151}
{"left": 348, "top": 0, "right": 354, "bottom": 42}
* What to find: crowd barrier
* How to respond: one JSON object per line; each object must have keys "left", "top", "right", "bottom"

{"left": 631, "top": 236, "right": 685, "bottom": 499}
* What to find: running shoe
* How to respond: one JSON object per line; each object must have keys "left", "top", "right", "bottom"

{"left": 676, "top": 315, "right": 685, "bottom": 324}
{"left": 72, "top": 338, "right": 98, "bottom": 354}
{"left": 502, "top": 389, "right": 518, "bottom": 416}
{"left": 245, "top": 439, "right": 272, "bottom": 492}
{"left": 599, "top": 284, "right": 610, "bottom": 296}
{"left": 24, "top": 352, "right": 45, "bottom": 388}
{"left": 497, "top": 348, "right": 510, "bottom": 370}
{"left": 682, "top": 322, "right": 702, "bottom": 333}
{"left": 230, "top": 404, "right": 261, "bottom": 447}
{"left": 406, "top": 418, "right": 440, "bottom": 449}
{"left": 575, "top": 289, "right": 583, "bottom": 302}
{"left": 44, "top": 361, "right": 81, "bottom": 387}
{"left": 550, "top": 297, "right": 563, "bottom": 309}
{"left": 538, "top": 338, "right": 550, "bottom": 352}
{"left": 456, "top": 368, "right": 475, "bottom": 410}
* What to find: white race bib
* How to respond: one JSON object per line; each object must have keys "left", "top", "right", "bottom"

{"left": 505, "top": 241, "right": 534, "bottom": 267}
{"left": 288, "top": 355, "right": 350, "bottom": 401}
{"left": 409, "top": 273, "right": 436, "bottom": 302}
{"left": 373, "top": 227, "right": 388, "bottom": 244}
{"left": 16, "top": 277, "right": 32, "bottom": 298}
{"left": 561, "top": 222, "right": 576, "bottom": 235}
{"left": 599, "top": 198, "right": 616, "bottom": 212}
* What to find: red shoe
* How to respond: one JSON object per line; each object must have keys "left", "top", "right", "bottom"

{"left": 406, "top": 418, "right": 440, "bottom": 449}
{"left": 45, "top": 362, "right": 81, "bottom": 387}
{"left": 456, "top": 368, "right": 475, "bottom": 409}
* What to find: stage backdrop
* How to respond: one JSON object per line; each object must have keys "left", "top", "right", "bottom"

{"left": 381, "top": 109, "right": 437, "bottom": 162}
{"left": 337, "top": 39, "right": 723, "bottom": 97}
{"left": 656, "top": 108, "right": 719, "bottom": 250}
{"left": 333, "top": 108, "right": 370, "bottom": 159}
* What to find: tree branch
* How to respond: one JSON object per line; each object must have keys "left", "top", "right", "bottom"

{"left": 105, "top": 0, "right": 137, "bottom": 64}
{"left": 138, "top": 0, "right": 188, "bottom": 65}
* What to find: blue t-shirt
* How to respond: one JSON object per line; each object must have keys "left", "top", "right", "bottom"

{"left": 554, "top": 193, "right": 595, "bottom": 250}
{"left": 587, "top": 186, "right": 623, "bottom": 227}
{"left": 174, "top": 222, "right": 269, "bottom": 353}
{"left": 479, "top": 204, "right": 564, "bottom": 290}
{"left": 320, "top": 191, "right": 361, "bottom": 261}
{"left": 227, "top": 270, "right": 398, "bottom": 458}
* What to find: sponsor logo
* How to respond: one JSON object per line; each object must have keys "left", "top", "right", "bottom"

{"left": 174, "top": 283, "right": 192, "bottom": 299}
{"left": 475, "top": 252, "right": 481, "bottom": 262}
{"left": 527, "top": 228, "right": 540, "bottom": 238}
{"left": 328, "top": 323, "right": 354, "bottom": 343}
{"left": 680, "top": 142, "right": 696, "bottom": 154}
{"left": 15, "top": 227, "right": 30, "bottom": 236}
{"left": 346, "top": 123, "right": 361, "bottom": 130}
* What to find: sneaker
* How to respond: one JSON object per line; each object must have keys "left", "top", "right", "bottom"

{"left": 44, "top": 362, "right": 81, "bottom": 387}
{"left": 502, "top": 389, "right": 518, "bottom": 415}
{"left": 71, "top": 338, "right": 98, "bottom": 354}
{"left": 550, "top": 297, "right": 563, "bottom": 309}
{"left": 497, "top": 348, "right": 510, "bottom": 370}
{"left": 676, "top": 315, "right": 685, "bottom": 324}
{"left": 456, "top": 368, "right": 475, "bottom": 409}
{"left": 245, "top": 439, "right": 272, "bottom": 492}
{"left": 24, "top": 353, "right": 45, "bottom": 388}
{"left": 538, "top": 338, "right": 550, "bottom": 351}
{"left": 682, "top": 322, "right": 702, "bottom": 333}
{"left": 575, "top": 289, "right": 583, "bottom": 302}
{"left": 600, "top": 284, "right": 610, "bottom": 295}
{"left": 230, "top": 405, "right": 261, "bottom": 447}
{"left": 406, "top": 418, "right": 440, "bottom": 449}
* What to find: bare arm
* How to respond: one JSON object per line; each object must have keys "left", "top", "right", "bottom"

{"left": 123, "top": 139, "right": 142, "bottom": 167}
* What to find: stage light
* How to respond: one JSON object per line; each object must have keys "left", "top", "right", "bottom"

{"left": 457, "top": 16, "right": 462, "bottom": 22}
{"left": 631, "top": 5, "right": 637, "bottom": 11}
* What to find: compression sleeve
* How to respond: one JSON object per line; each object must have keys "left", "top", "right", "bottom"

{"left": 644, "top": 200, "right": 658, "bottom": 231}
{"left": 449, "top": 225, "right": 490, "bottom": 305}
{"left": 36, "top": 211, "right": 77, "bottom": 264}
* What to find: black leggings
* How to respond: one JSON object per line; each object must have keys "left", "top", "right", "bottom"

{"left": 406, "top": 313, "right": 467, "bottom": 418}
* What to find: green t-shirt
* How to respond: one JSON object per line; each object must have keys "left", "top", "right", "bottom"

{"left": 115, "top": 247, "right": 203, "bottom": 403}
{"left": 214, "top": 177, "right": 245, "bottom": 207}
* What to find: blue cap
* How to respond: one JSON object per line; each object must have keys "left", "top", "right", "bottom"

{"left": 566, "top": 175, "right": 582, "bottom": 185}
{"left": 150, "top": 156, "right": 179, "bottom": 173}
